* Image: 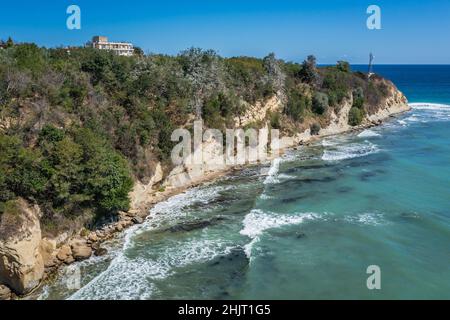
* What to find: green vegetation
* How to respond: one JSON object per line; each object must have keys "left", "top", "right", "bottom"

{"left": 312, "top": 92, "right": 329, "bottom": 115}
{"left": 348, "top": 107, "right": 364, "bottom": 126}
{"left": 285, "top": 90, "right": 311, "bottom": 121}
{"left": 310, "top": 123, "right": 321, "bottom": 136}
{"left": 0, "top": 126, "right": 133, "bottom": 217}
{"left": 299, "top": 55, "right": 318, "bottom": 84}
{"left": 336, "top": 61, "right": 351, "bottom": 73}
{"left": 0, "top": 38, "right": 392, "bottom": 231}
{"left": 348, "top": 87, "right": 366, "bottom": 126}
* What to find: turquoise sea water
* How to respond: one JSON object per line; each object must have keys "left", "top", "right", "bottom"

{"left": 39, "top": 66, "right": 450, "bottom": 300}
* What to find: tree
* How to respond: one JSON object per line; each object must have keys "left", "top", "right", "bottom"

{"left": 73, "top": 128, "right": 133, "bottom": 213}
{"left": 285, "top": 90, "right": 310, "bottom": 121}
{"left": 300, "top": 55, "right": 318, "bottom": 84}
{"left": 134, "top": 46, "right": 144, "bottom": 57}
{"left": 349, "top": 107, "right": 364, "bottom": 126}
{"left": 6, "top": 37, "right": 14, "bottom": 48}
{"left": 352, "top": 87, "right": 365, "bottom": 109}
{"left": 310, "top": 123, "right": 321, "bottom": 135}
{"left": 0, "top": 134, "right": 47, "bottom": 200}
{"left": 337, "top": 61, "right": 351, "bottom": 73}
{"left": 263, "top": 53, "right": 285, "bottom": 95}
{"left": 13, "top": 44, "right": 46, "bottom": 75}
{"left": 178, "top": 48, "right": 224, "bottom": 118}
{"left": 312, "top": 92, "right": 329, "bottom": 115}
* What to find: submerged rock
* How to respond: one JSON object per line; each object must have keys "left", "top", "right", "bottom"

{"left": 94, "top": 247, "right": 108, "bottom": 257}
{"left": 0, "top": 198, "right": 44, "bottom": 295}
{"left": 132, "top": 216, "right": 144, "bottom": 225}
{"left": 163, "top": 217, "right": 226, "bottom": 233}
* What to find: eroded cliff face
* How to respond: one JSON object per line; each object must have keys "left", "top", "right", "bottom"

{"left": 366, "top": 80, "right": 410, "bottom": 122}
{"left": 0, "top": 198, "right": 44, "bottom": 295}
{"left": 155, "top": 81, "right": 409, "bottom": 192}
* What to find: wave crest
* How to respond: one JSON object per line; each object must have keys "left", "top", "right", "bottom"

{"left": 240, "top": 209, "right": 319, "bottom": 258}
{"left": 322, "top": 141, "right": 380, "bottom": 161}
{"left": 409, "top": 102, "right": 450, "bottom": 110}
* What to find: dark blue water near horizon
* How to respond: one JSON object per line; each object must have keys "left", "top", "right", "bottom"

{"left": 352, "top": 65, "right": 450, "bottom": 104}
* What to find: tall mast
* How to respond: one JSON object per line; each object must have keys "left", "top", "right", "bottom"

{"left": 368, "top": 53, "right": 374, "bottom": 79}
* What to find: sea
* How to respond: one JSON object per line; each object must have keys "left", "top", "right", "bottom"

{"left": 38, "top": 65, "right": 450, "bottom": 300}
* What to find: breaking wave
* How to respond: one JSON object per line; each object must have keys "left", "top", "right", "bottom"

{"left": 409, "top": 102, "right": 450, "bottom": 111}
{"left": 358, "top": 129, "right": 381, "bottom": 138}
{"left": 322, "top": 141, "right": 380, "bottom": 161}
{"left": 404, "top": 103, "right": 450, "bottom": 123}
{"left": 68, "top": 184, "right": 235, "bottom": 300}
{"left": 263, "top": 158, "right": 281, "bottom": 185}
{"left": 343, "top": 212, "right": 387, "bottom": 226}
{"left": 240, "top": 209, "right": 319, "bottom": 258}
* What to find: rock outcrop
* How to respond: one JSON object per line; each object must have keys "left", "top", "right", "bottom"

{"left": 366, "top": 81, "right": 410, "bottom": 122}
{"left": 129, "top": 162, "right": 164, "bottom": 210}
{"left": 70, "top": 240, "right": 92, "bottom": 261}
{"left": 234, "top": 94, "right": 283, "bottom": 127}
{"left": 39, "top": 238, "right": 58, "bottom": 269}
{"left": 0, "top": 198, "right": 44, "bottom": 295}
{"left": 56, "top": 245, "right": 73, "bottom": 264}
{"left": 0, "top": 284, "right": 12, "bottom": 300}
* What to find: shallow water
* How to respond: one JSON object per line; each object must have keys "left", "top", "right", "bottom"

{"left": 39, "top": 66, "right": 450, "bottom": 300}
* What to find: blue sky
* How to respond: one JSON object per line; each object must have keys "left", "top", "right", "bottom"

{"left": 1, "top": 0, "right": 449, "bottom": 63}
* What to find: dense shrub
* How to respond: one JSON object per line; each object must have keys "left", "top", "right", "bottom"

{"left": 285, "top": 90, "right": 310, "bottom": 121}
{"left": 322, "top": 69, "right": 350, "bottom": 107}
{"left": 0, "top": 126, "right": 133, "bottom": 217}
{"left": 336, "top": 61, "right": 351, "bottom": 73}
{"left": 351, "top": 86, "right": 363, "bottom": 105}
{"left": 269, "top": 112, "right": 281, "bottom": 129}
{"left": 225, "top": 56, "right": 273, "bottom": 103}
{"left": 310, "top": 123, "right": 321, "bottom": 135}
{"left": 312, "top": 92, "right": 329, "bottom": 115}
{"left": 299, "top": 55, "right": 318, "bottom": 84}
{"left": 13, "top": 43, "right": 47, "bottom": 75}
{"left": 348, "top": 107, "right": 364, "bottom": 126}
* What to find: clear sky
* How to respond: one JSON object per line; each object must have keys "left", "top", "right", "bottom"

{"left": 1, "top": 0, "right": 449, "bottom": 64}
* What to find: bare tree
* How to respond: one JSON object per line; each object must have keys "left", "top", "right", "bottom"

{"left": 178, "top": 48, "right": 225, "bottom": 119}
{"left": 263, "top": 53, "right": 286, "bottom": 100}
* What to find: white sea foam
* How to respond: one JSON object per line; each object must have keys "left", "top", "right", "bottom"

{"left": 277, "top": 173, "right": 296, "bottom": 180}
{"left": 259, "top": 193, "right": 273, "bottom": 200}
{"left": 322, "top": 138, "right": 340, "bottom": 147}
{"left": 322, "top": 141, "right": 380, "bottom": 161}
{"left": 263, "top": 158, "right": 282, "bottom": 185}
{"left": 405, "top": 115, "right": 420, "bottom": 122}
{"left": 409, "top": 103, "right": 450, "bottom": 111}
{"left": 240, "top": 209, "right": 319, "bottom": 258}
{"left": 69, "top": 237, "right": 237, "bottom": 300}
{"left": 241, "top": 209, "right": 318, "bottom": 238}
{"left": 404, "top": 103, "right": 450, "bottom": 123}
{"left": 358, "top": 129, "right": 381, "bottom": 138}
{"left": 68, "top": 184, "right": 234, "bottom": 300}
{"left": 344, "top": 213, "right": 386, "bottom": 226}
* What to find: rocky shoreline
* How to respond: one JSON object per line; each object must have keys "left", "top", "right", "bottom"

{"left": 0, "top": 87, "right": 410, "bottom": 300}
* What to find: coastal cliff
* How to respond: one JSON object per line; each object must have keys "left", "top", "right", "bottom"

{"left": 0, "top": 82, "right": 408, "bottom": 299}
{"left": 0, "top": 43, "right": 409, "bottom": 298}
